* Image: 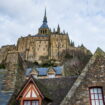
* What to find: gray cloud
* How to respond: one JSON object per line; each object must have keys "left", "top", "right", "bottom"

{"left": 0, "top": 0, "right": 105, "bottom": 53}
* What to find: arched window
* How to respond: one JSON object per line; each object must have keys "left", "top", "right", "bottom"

{"left": 45, "top": 30, "right": 47, "bottom": 33}
{"left": 41, "top": 30, "right": 42, "bottom": 34}
{"left": 89, "top": 87, "right": 104, "bottom": 105}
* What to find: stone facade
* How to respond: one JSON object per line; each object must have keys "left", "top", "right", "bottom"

{"left": 2, "top": 51, "right": 25, "bottom": 91}
{"left": 60, "top": 48, "right": 105, "bottom": 105}
{"left": 17, "top": 11, "right": 70, "bottom": 63}
{"left": 0, "top": 45, "right": 16, "bottom": 64}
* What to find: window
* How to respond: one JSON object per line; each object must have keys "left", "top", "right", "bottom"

{"left": 24, "top": 100, "right": 39, "bottom": 105}
{"left": 45, "top": 30, "right": 47, "bottom": 33}
{"left": 89, "top": 87, "right": 104, "bottom": 105}
{"left": 41, "top": 30, "right": 42, "bottom": 34}
{"left": 48, "top": 74, "right": 55, "bottom": 78}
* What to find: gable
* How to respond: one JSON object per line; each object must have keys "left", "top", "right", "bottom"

{"left": 23, "top": 83, "right": 39, "bottom": 98}
{"left": 16, "top": 77, "right": 44, "bottom": 100}
{"left": 48, "top": 68, "right": 56, "bottom": 74}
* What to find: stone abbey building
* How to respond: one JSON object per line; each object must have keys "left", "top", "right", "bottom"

{"left": 17, "top": 9, "right": 70, "bottom": 62}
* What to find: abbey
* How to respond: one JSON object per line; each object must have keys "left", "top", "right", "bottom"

{"left": 17, "top": 9, "right": 70, "bottom": 62}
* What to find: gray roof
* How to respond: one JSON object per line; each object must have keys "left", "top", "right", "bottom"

{"left": 34, "top": 34, "right": 49, "bottom": 37}
{"left": 8, "top": 75, "right": 78, "bottom": 105}
{"left": 26, "top": 66, "right": 63, "bottom": 76}
{"left": 38, "top": 76, "right": 77, "bottom": 105}
{"left": 40, "top": 22, "right": 49, "bottom": 29}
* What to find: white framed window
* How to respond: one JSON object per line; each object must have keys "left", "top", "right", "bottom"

{"left": 24, "top": 100, "right": 39, "bottom": 105}
{"left": 89, "top": 87, "right": 104, "bottom": 105}
{"left": 48, "top": 74, "right": 55, "bottom": 78}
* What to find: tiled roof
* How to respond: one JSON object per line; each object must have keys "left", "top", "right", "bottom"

{"left": 26, "top": 66, "right": 63, "bottom": 76}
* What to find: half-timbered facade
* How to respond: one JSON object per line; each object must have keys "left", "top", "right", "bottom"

{"left": 17, "top": 77, "right": 44, "bottom": 105}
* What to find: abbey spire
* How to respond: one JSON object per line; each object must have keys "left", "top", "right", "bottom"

{"left": 43, "top": 8, "right": 47, "bottom": 23}
{"left": 38, "top": 9, "right": 49, "bottom": 35}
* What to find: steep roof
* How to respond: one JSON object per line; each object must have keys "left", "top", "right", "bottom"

{"left": 60, "top": 48, "right": 105, "bottom": 105}
{"left": 8, "top": 75, "right": 77, "bottom": 105}
{"left": 40, "top": 9, "right": 49, "bottom": 29}
{"left": 38, "top": 76, "right": 77, "bottom": 105}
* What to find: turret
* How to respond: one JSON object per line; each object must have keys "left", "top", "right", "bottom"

{"left": 57, "top": 24, "right": 60, "bottom": 33}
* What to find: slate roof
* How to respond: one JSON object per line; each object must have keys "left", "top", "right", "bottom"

{"left": 40, "top": 22, "right": 49, "bottom": 29}
{"left": 38, "top": 76, "right": 78, "bottom": 105}
{"left": 26, "top": 66, "right": 63, "bottom": 76}
{"left": 8, "top": 75, "right": 77, "bottom": 105}
{"left": 0, "top": 69, "right": 13, "bottom": 105}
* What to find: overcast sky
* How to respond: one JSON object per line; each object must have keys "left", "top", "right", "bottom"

{"left": 0, "top": 0, "right": 105, "bottom": 53}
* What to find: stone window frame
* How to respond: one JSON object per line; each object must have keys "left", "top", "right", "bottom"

{"left": 89, "top": 86, "right": 105, "bottom": 105}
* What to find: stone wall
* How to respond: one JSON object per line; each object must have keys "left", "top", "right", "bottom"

{"left": 17, "top": 33, "right": 70, "bottom": 63}
{"left": 60, "top": 49, "right": 105, "bottom": 105}
{"left": 0, "top": 45, "right": 16, "bottom": 64}
{"left": 17, "top": 35, "right": 49, "bottom": 62}
{"left": 2, "top": 51, "right": 25, "bottom": 92}
{"left": 50, "top": 34, "right": 70, "bottom": 60}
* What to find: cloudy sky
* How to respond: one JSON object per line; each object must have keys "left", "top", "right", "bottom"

{"left": 0, "top": 0, "right": 105, "bottom": 53}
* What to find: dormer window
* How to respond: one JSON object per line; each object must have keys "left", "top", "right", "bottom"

{"left": 89, "top": 87, "right": 104, "bottom": 105}
{"left": 47, "top": 67, "right": 56, "bottom": 78}
{"left": 48, "top": 74, "right": 55, "bottom": 78}
{"left": 16, "top": 78, "right": 44, "bottom": 105}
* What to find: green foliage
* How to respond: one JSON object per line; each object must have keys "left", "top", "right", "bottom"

{"left": 40, "top": 60, "right": 54, "bottom": 67}
{"left": 39, "top": 59, "right": 59, "bottom": 67}
{"left": 64, "top": 54, "right": 73, "bottom": 59}
{"left": 94, "top": 47, "right": 105, "bottom": 57}
{"left": 0, "top": 64, "right": 5, "bottom": 69}
{"left": 34, "top": 61, "right": 39, "bottom": 66}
